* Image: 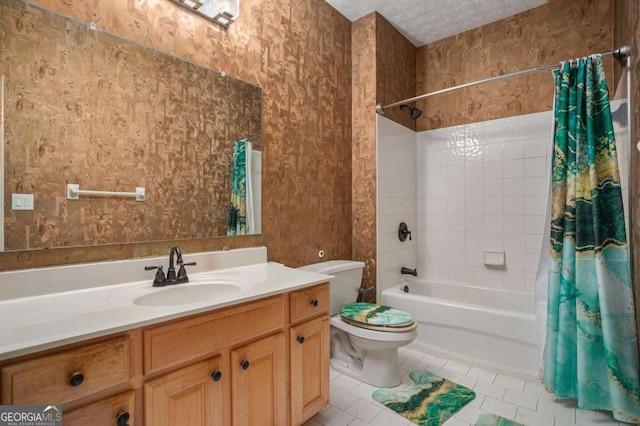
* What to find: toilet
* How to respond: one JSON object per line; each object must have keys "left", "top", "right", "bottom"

{"left": 298, "top": 260, "right": 417, "bottom": 387}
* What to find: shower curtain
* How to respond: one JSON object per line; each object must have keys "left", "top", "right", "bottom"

{"left": 227, "top": 139, "right": 253, "bottom": 236}
{"left": 542, "top": 55, "right": 640, "bottom": 423}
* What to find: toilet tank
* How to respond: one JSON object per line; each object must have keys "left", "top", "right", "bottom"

{"left": 297, "top": 260, "right": 365, "bottom": 315}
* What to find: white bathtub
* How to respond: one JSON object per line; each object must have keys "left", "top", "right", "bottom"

{"left": 381, "top": 278, "right": 538, "bottom": 381}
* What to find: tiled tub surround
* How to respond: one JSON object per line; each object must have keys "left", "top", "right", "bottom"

{"left": 417, "top": 111, "right": 553, "bottom": 291}
{"left": 376, "top": 116, "right": 417, "bottom": 298}
{"left": 0, "top": 246, "right": 331, "bottom": 360}
{"left": 416, "top": 100, "right": 629, "bottom": 292}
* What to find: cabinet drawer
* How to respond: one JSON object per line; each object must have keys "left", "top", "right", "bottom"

{"left": 290, "top": 284, "right": 329, "bottom": 324}
{"left": 145, "top": 296, "right": 285, "bottom": 375}
{"left": 1, "top": 336, "right": 130, "bottom": 406}
{"left": 64, "top": 390, "right": 135, "bottom": 426}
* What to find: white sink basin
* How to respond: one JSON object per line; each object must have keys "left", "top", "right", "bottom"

{"left": 132, "top": 280, "right": 245, "bottom": 307}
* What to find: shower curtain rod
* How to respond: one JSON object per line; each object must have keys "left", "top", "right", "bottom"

{"left": 376, "top": 46, "right": 630, "bottom": 115}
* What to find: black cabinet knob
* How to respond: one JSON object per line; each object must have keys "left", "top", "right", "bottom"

{"left": 116, "top": 411, "right": 130, "bottom": 426}
{"left": 68, "top": 372, "right": 84, "bottom": 387}
{"left": 240, "top": 360, "right": 250, "bottom": 370}
{"left": 310, "top": 299, "right": 318, "bottom": 307}
{"left": 297, "top": 336, "right": 305, "bottom": 344}
{"left": 211, "top": 370, "right": 223, "bottom": 381}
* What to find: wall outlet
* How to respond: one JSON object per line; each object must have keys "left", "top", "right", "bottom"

{"left": 12, "top": 194, "right": 34, "bottom": 211}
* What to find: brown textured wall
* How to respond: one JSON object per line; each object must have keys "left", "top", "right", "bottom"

{"left": 613, "top": 0, "right": 640, "bottom": 353}
{"left": 0, "top": 0, "right": 352, "bottom": 270}
{"left": 1, "top": 0, "right": 261, "bottom": 250}
{"left": 352, "top": 13, "right": 416, "bottom": 299}
{"left": 416, "top": 0, "right": 614, "bottom": 130}
{"left": 351, "top": 13, "right": 377, "bottom": 295}
{"left": 375, "top": 14, "right": 417, "bottom": 131}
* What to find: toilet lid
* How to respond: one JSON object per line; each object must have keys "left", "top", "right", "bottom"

{"left": 339, "top": 316, "right": 418, "bottom": 332}
{"left": 339, "top": 302, "right": 414, "bottom": 327}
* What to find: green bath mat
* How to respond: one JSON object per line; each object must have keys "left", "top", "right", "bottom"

{"left": 475, "top": 414, "right": 524, "bottom": 426}
{"left": 372, "top": 370, "right": 476, "bottom": 426}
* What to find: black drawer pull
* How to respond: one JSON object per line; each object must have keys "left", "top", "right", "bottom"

{"left": 240, "top": 360, "right": 250, "bottom": 370}
{"left": 116, "top": 411, "right": 130, "bottom": 426}
{"left": 297, "top": 336, "right": 305, "bottom": 344}
{"left": 68, "top": 372, "right": 84, "bottom": 387}
{"left": 310, "top": 299, "right": 319, "bottom": 307}
{"left": 211, "top": 370, "right": 223, "bottom": 381}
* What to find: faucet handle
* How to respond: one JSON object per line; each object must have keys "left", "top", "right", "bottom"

{"left": 145, "top": 265, "right": 166, "bottom": 287}
{"left": 177, "top": 261, "right": 197, "bottom": 282}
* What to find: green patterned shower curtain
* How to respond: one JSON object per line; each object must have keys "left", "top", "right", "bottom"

{"left": 543, "top": 55, "right": 640, "bottom": 423}
{"left": 228, "top": 139, "right": 248, "bottom": 236}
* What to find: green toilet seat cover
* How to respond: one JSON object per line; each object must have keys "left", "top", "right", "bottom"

{"left": 339, "top": 302, "right": 414, "bottom": 326}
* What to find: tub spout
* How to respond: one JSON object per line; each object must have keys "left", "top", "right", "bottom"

{"left": 401, "top": 267, "right": 417, "bottom": 276}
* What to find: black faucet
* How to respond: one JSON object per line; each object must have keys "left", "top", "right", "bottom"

{"left": 401, "top": 267, "right": 417, "bottom": 276}
{"left": 145, "top": 246, "right": 197, "bottom": 287}
{"left": 166, "top": 246, "right": 182, "bottom": 281}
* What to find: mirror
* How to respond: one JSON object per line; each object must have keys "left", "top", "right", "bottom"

{"left": 0, "top": 0, "right": 262, "bottom": 251}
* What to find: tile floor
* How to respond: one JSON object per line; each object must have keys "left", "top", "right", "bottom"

{"left": 303, "top": 347, "right": 629, "bottom": 426}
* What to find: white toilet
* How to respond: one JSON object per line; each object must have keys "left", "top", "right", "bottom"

{"left": 298, "top": 260, "right": 417, "bottom": 387}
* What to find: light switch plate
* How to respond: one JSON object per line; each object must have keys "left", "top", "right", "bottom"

{"left": 12, "top": 194, "right": 34, "bottom": 210}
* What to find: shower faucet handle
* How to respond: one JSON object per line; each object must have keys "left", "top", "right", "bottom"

{"left": 398, "top": 222, "right": 412, "bottom": 242}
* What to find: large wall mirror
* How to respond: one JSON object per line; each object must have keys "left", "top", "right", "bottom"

{"left": 0, "top": 0, "right": 262, "bottom": 251}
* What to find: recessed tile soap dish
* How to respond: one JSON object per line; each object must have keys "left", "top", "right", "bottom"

{"left": 482, "top": 250, "right": 505, "bottom": 266}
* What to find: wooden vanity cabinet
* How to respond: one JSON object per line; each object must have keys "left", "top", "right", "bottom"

{"left": 0, "top": 283, "right": 330, "bottom": 426}
{"left": 289, "top": 284, "right": 330, "bottom": 425}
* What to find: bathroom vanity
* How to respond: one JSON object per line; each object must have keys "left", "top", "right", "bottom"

{"left": 0, "top": 247, "right": 330, "bottom": 425}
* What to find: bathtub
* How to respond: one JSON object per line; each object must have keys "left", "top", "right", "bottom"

{"left": 381, "top": 278, "right": 538, "bottom": 381}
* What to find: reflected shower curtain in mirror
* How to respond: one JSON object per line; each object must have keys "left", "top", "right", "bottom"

{"left": 543, "top": 55, "right": 640, "bottom": 423}
{"left": 227, "top": 139, "right": 253, "bottom": 236}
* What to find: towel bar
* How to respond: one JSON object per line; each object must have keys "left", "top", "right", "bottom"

{"left": 66, "top": 184, "right": 145, "bottom": 201}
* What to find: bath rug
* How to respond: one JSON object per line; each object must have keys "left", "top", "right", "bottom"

{"left": 372, "top": 370, "right": 475, "bottom": 426}
{"left": 475, "top": 414, "right": 524, "bottom": 426}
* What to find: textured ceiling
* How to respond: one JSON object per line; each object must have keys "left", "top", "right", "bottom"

{"left": 324, "top": 0, "right": 548, "bottom": 46}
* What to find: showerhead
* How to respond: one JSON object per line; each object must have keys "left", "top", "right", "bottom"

{"left": 399, "top": 104, "right": 422, "bottom": 120}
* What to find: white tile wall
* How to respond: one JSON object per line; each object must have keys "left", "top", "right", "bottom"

{"left": 376, "top": 116, "right": 417, "bottom": 298}
{"left": 416, "top": 112, "right": 553, "bottom": 291}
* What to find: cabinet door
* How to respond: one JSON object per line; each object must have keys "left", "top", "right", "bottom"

{"left": 65, "top": 390, "right": 135, "bottom": 426}
{"left": 290, "top": 317, "right": 330, "bottom": 425}
{"left": 230, "top": 333, "right": 286, "bottom": 426}
{"left": 144, "top": 357, "right": 224, "bottom": 426}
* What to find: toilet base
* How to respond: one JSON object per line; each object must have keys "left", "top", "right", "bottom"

{"left": 330, "top": 326, "right": 408, "bottom": 388}
{"left": 330, "top": 346, "right": 402, "bottom": 388}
